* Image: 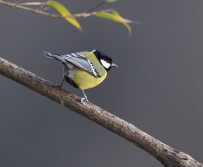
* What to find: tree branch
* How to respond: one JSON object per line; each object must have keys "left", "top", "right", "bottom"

{"left": 0, "top": 56, "right": 202, "bottom": 167}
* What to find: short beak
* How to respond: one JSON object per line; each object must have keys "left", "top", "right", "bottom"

{"left": 111, "top": 62, "right": 118, "bottom": 67}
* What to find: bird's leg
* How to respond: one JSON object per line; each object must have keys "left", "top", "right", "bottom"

{"left": 81, "top": 89, "right": 89, "bottom": 102}
{"left": 56, "top": 78, "right": 64, "bottom": 88}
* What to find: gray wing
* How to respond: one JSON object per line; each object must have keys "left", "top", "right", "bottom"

{"left": 62, "top": 53, "right": 101, "bottom": 77}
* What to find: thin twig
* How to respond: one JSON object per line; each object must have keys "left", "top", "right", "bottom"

{"left": 0, "top": 0, "right": 113, "bottom": 19}
{"left": 84, "top": 1, "right": 105, "bottom": 13}
{"left": 19, "top": 2, "right": 46, "bottom": 6}
{"left": 0, "top": 0, "right": 62, "bottom": 18}
{"left": 74, "top": 9, "right": 113, "bottom": 18}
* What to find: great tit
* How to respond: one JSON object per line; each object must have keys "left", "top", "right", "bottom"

{"left": 43, "top": 50, "right": 118, "bottom": 102}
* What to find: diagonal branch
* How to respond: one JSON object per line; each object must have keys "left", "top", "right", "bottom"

{"left": 0, "top": 56, "right": 202, "bottom": 167}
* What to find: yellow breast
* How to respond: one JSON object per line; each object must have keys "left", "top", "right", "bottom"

{"left": 74, "top": 69, "right": 107, "bottom": 90}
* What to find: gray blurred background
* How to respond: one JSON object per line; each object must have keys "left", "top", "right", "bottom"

{"left": 0, "top": 0, "right": 203, "bottom": 166}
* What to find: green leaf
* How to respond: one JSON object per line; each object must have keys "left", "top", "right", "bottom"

{"left": 105, "top": 0, "right": 117, "bottom": 3}
{"left": 111, "top": 10, "right": 120, "bottom": 16}
{"left": 95, "top": 11, "right": 123, "bottom": 22}
{"left": 122, "top": 22, "right": 132, "bottom": 35}
{"left": 95, "top": 10, "right": 134, "bottom": 34}
{"left": 96, "top": 10, "right": 134, "bottom": 23}
{"left": 111, "top": 10, "right": 132, "bottom": 34}
{"left": 47, "top": 0, "right": 82, "bottom": 31}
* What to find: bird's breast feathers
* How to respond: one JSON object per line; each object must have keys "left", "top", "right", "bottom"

{"left": 74, "top": 68, "right": 107, "bottom": 90}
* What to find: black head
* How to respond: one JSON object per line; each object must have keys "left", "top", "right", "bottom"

{"left": 92, "top": 49, "right": 118, "bottom": 71}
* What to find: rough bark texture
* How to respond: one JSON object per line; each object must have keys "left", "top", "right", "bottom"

{"left": 0, "top": 57, "right": 202, "bottom": 167}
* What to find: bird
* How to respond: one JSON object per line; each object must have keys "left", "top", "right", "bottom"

{"left": 43, "top": 49, "right": 118, "bottom": 102}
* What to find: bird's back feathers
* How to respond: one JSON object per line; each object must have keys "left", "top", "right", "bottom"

{"left": 44, "top": 51, "right": 102, "bottom": 77}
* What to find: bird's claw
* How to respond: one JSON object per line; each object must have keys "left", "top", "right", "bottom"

{"left": 56, "top": 84, "right": 62, "bottom": 88}
{"left": 81, "top": 97, "right": 89, "bottom": 103}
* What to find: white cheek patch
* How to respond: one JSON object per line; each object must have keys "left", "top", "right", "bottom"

{"left": 101, "top": 59, "right": 111, "bottom": 69}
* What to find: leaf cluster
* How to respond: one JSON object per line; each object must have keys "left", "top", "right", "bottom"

{"left": 0, "top": 0, "right": 139, "bottom": 34}
{"left": 47, "top": 0, "right": 136, "bottom": 34}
